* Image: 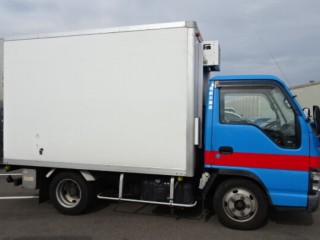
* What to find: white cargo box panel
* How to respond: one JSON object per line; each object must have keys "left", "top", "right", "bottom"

{"left": 3, "top": 21, "right": 201, "bottom": 177}
{"left": 0, "top": 38, "right": 3, "bottom": 105}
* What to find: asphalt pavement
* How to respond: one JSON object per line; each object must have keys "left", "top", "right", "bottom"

{"left": 0, "top": 169, "right": 319, "bottom": 240}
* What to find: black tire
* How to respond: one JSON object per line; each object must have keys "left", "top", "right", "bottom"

{"left": 213, "top": 178, "right": 268, "bottom": 230}
{"left": 49, "top": 172, "right": 94, "bottom": 215}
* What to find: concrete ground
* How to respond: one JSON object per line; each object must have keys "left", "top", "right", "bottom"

{"left": 0, "top": 169, "right": 319, "bottom": 240}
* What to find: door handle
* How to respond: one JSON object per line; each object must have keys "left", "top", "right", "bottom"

{"left": 219, "top": 146, "right": 233, "bottom": 155}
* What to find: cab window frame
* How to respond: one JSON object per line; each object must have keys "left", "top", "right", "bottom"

{"left": 217, "top": 80, "right": 301, "bottom": 149}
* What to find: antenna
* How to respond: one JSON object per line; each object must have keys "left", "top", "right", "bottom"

{"left": 252, "top": 26, "right": 291, "bottom": 86}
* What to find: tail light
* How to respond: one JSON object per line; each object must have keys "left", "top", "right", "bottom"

{"left": 310, "top": 169, "right": 320, "bottom": 193}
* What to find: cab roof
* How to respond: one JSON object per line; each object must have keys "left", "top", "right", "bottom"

{"left": 211, "top": 75, "right": 283, "bottom": 83}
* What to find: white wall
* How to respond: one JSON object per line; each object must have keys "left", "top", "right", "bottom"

{"left": 292, "top": 83, "right": 320, "bottom": 114}
{"left": 0, "top": 39, "right": 3, "bottom": 106}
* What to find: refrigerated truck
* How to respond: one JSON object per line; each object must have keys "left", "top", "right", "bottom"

{"left": 1, "top": 21, "right": 319, "bottom": 230}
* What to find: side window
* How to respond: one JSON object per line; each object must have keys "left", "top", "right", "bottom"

{"left": 220, "top": 86, "right": 300, "bottom": 148}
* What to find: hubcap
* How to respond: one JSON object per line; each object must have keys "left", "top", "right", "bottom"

{"left": 56, "top": 179, "right": 81, "bottom": 208}
{"left": 222, "top": 188, "right": 257, "bottom": 222}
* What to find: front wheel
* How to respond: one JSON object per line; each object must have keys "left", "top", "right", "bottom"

{"left": 49, "top": 172, "right": 93, "bottom": 215}
{"left": 213, "top": 178, "right": 268, "bottom": 230}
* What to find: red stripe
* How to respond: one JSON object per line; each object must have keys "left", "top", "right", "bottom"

{"left": 205, "top": 151, "right": 319, "bottom": 171}
{"left": 310, "top": 156, "right": 320, "bottom": 169}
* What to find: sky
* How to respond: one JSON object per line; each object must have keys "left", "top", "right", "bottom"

{"left": 1, "top": 0, "right": 319, "bottom": 87}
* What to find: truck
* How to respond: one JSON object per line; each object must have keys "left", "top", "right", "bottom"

{"left": 0, "top": 21, "right": 319, "bottom": 230}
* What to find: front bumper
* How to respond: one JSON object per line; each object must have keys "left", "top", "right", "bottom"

{"left": 307, "top": 191, "right": 320, "bottom": 213}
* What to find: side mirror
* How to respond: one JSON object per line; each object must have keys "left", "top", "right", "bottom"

{"left": 303, "top": 107, "right": 311, "bottom": 121}
{"left": 313, "top": 105, "right": 320, "bottom": 134}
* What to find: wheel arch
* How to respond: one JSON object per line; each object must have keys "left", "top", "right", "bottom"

{"left": 203, "top": 169, "right": 273, "bottom": 205}
{"left": 45, "top": 169, "right": 96, "bottom": 181}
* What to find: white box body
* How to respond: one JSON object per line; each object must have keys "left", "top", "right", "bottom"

{"left": 3, "top": 22, "right": 203, "bottom": 177}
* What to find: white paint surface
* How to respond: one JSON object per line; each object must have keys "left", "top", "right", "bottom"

{"left": 4, "top": 23, "right": 200, "bottom": 176}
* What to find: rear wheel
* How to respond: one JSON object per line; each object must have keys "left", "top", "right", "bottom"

{"left": 49, "top": 172, "right": 93, "bottom": 215}
{"left": 213, "top": 178, "right": 268, "bottom": 230}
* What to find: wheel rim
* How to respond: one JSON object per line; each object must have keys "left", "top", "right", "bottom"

{"left": 56, "top": 178, "right": 81, "bottom": 208}
{"left": 222, "top": 188, "right": 258, "bottom": 222}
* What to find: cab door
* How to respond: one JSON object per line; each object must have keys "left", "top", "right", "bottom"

{"left": 207, "top": 80, "right": 310, "bottom": 207}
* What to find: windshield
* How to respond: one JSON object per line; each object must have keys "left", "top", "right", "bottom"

{"left": 270, "top": 88, "right": 295, "bottom": 124}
